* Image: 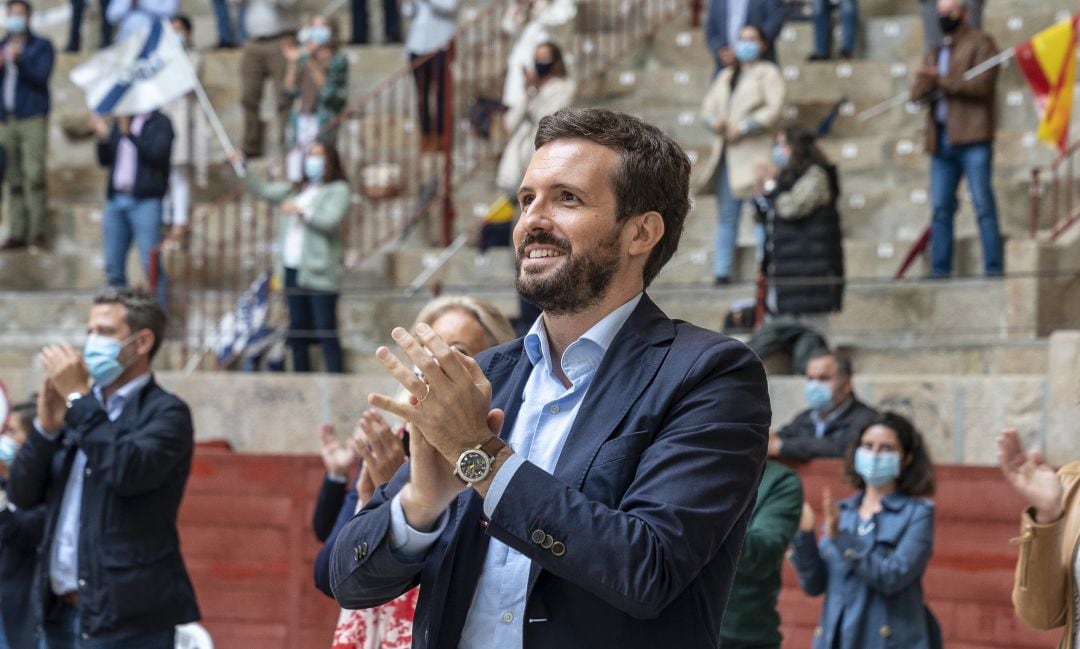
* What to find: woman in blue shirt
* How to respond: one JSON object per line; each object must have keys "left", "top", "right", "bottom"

{"left": 792, "top": 412, "right": 938, "bottom": 649}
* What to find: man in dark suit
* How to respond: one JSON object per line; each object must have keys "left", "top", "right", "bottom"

{"left": 330, "top": 107, "right": 771, "bottom": 649}
{"left": 705, "top": 0, "right": 786, "bottom": 70}
{"left": 8, "top": 288, "right": 200, "bottom": 649}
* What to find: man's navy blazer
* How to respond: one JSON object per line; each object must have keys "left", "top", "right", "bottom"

{"left": 330, "top": 295, "right": 771, "bottom": 649}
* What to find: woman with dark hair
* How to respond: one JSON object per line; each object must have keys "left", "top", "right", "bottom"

{"left": 791, "top": 412, "right": 939, "bottom": 649}
{"left": 754, "top": 126, "right": 845, "bottom": 322}
{"left": 230, "top": 142, "right": 350, "bottom": 373}
{"left": 699, "top": 23, "right": 785, "bottom": 285}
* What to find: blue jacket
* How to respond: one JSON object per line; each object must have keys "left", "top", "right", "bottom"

{"left": 7, "top": 378, "right": 201, "bottom": 639}
{"left": 329, "top": 295, "right": 772, "bottom": 649}
{"left": 791, "top": 491, "right": 936, "bottom": 649}
{"left": 96, "top": 111, "right": 174, "bottom": 200}
{"left": 704, "top": 0, "right": 785, "bottom": 65}
{"left": 0, "top": 33, "right": 53, "bottom": 120}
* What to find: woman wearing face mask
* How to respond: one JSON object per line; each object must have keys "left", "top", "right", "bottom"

{"left": 230, "top": 142, "right": 350, "bottom": 373}
{"left": 699, "top": 23, "right": 785, "bottom": 286}
{"left": 791, "top": 412, "right": 939, "bottom": 649}
{"left": 754, "top": 127, "right": 844, "bottom": 329}
{"left": 283, "top": 15, "right": 349, "bottom": 183}
{"left": 0, "top": 400, "right": 47, "bottom": 649}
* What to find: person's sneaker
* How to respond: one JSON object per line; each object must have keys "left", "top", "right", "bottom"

{"left": 838, "top": 50, "right": 854, "bottom": 60}
{"left": 29, "top": 234, "right": 50, "bottom": 252}
{"left": 0, "top": 238, "right": 27, "bottom": 251}
{"left": 806, "top": 53, "right": 831, "bottom": 62}
{"left": 714, "top": 276, "right": 731, "bottom": 286}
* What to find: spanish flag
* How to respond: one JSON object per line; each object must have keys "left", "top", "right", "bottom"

{"left": 1015, "top": 14, "right": 1079, "bottom": 153}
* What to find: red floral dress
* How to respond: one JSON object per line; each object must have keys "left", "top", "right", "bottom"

{"left": 331, "top": 588, "right": 419, "bottom": 649}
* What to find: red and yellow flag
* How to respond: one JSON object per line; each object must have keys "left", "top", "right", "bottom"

{"left": 1015, "top": 14, "right": 1079, "bottom": 153}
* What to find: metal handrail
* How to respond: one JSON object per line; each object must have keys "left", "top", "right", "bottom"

{"left": 1030, "top": 139, "right": 1080, "bottom": 241}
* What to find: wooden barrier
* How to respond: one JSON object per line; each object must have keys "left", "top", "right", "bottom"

{"left": 178, "top": 452, "right": 1065, "bottom": 648}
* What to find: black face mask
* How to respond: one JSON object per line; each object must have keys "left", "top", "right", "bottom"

{"left": 534, "top": 61, "right": 555, "bottom": 78}
{"left": 938, "top": 13, "right": 962, "bottom": 34}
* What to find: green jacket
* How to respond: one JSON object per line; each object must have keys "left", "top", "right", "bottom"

{"left": 719, "top": 460, "right": 804, "bottom": 649}
{"left": 246, "top": 175, "right": 350, "bottom": 292}
{"left": 284, "top": 52, "right": 349, "bottom": 147}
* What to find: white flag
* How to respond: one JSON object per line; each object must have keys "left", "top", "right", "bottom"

{"left": 70, "top": 19, "right": 198, "bottom": 116}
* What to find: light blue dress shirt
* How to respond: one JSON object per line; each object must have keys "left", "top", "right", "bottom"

{"left": 37, "top": 372, "right": 153, "bottom": 596}
{"left": 934, "top": 44, "right": 951, "bottom": 125}
{"left": 388, "top": 294, "right": 643, "bottom": 649}
{"left": 810, "top": 396, "right": 853, "bottom": 439}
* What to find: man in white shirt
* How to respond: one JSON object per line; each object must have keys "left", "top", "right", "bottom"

{"left": 330, "top": 108, "right": 771, "bottom": 649}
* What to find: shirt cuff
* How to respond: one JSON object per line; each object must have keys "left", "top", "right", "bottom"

{"left": 482, "top": 452, "right": 526, "bottom": 519}
{"left": 325, "top": 473, "right": 348, "bottom": 484}
{"left": 33, "top": 417, "right": 61, "bottom": 441}
{"left": 388, "top": 493, "right": 447, "bottom": 561}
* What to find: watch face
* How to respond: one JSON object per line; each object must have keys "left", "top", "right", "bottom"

{"left": 458, "top": 450, "right": 490, "bottom": 482}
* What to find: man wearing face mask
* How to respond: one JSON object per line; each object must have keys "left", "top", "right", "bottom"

{"left": 0, "top": 0, "right": 55, "bottom": 253}
{"left": 911, "top": 0, "right": 1002, "bottom": 279}
{"left": 919, "top": 0, "right": 982, "bottom": 51}
{"left": 768, "top": 349, "right": 879, "bottom": 461}
{"left": 8, "top": 288, "right": 200, "bottom": 648}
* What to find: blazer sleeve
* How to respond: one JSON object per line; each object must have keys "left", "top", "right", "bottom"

{"left": 1011, "top": 504, "right": 1070, "bottom": 630}
{"left": 737, "top": 468, "right": 803, "bottom": 575}
{"left": 97, "top": 127, "right": 120, "bottom": 167}
{"left": 830, "top": 500, "right": 935, "bottom": 596}
{"left": 790, "top": 529, "right": 828, "bottom": 597}
{"left": 130, "top": 115, "right": 175, "bottom": 168}
{"left": 6, "top": 430, "right": 62, "bottom": 509}
{"left": 938, "top": 34, "right": 998, "bottom": 100}
{"left": 67, "top": 393, "right": 195, "bottom": 498}
{"left": 314, "top": 477, "right": 362, "bottom": 598}
{"left": 484, "top": 338, "right": 770, "bottom": 619}
{"left": 312, "top": 475, "right": 350, "bottom": 542}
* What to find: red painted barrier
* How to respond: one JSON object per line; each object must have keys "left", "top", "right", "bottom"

{"left": 178, "top": 452, "right": 1065, "bottom": 648}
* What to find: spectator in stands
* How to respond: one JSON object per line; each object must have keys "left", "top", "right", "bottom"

{"left": 213, "top": 0, "right": 246, "bottom": 49}
{"left": 0, "top": 399, "right": 46, "bottom": 649}
{"left": 161, "top": 15, "right": 208, "bottom": 249}
{"left": 67, "top": 0, "right": 113, "bottom": 51}
{"left": 911, "top": 0, "right": 1002, "bottom": 278}
{"left": 704, "top": 0, "right": 784, "bottom": 71}
{"left": 106, "top": 0, "right": 178, "bottom": 43}
{"left": 920, "top": 0, "right": 983, "bottom": 51}
{"left": 998, "top": 427, "right": 1080, "bottom": 640}
{"left": 747, "top": 127, "right": 844, "bottom": 369}
{"left": 493, "top": 42, "right": 576, "bottom": 217}
{"left": 791, "top": 412, "right": 938, "bottom": 649}
{"left": 0, "top": 0, "right": 54, "bottom": 252}
{"left": 719, "top": 460, "right": 803, "bottom": 649}
{"left": 313, "top": 296, "right": 515, "bottom": 648}
{"left": 283, "top": 15, "right": 348, "bottom": 183}
{"left": 699, "top": 23, "right": 785, "bottom": 285}
{"left": 501, "top": 0, "right": 576, "bottom": 118}
{"left": 352, "top": 0, "right": 401, "bottom": 44}
{"left": 404, "top": 0, "right": 458, "bottom": 153}
{"left": 807, "top": 0, "right": 858, "bottom": 61}
{"left": 89, "top": 109, "right": 174, "bottom": 308}
{"left": 240, "top": 0, "right": 297, "bottom": 158}
{"left": 768, "top": 349, "right": 878, "bottom": 461}
{"left": 229, "top": 142, "right": 349, "bottom": 373}
{"left": 9, "top": 287, "right": 201, "bottom": 648}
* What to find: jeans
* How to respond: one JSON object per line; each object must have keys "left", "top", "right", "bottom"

{"left": 43, "top": 602, "right": 174, "bottom": 649}
{"left": 351, "top": 0, "right": 402, "bottom": 43}
{"left": 102, "top": 194, "right": 168, "bottom": 306}
{"left": 283, "top": 268, "right": 343, "bottom": 373}
{"left": 929, "top": 130, "right": 1003, "bottom": 277}
{"left": 812, "top": 0, "right": 858, "bottom": 56}
{"left": 713, "top": 161, "right": 744, "bottom": 279}
{"left": 411, "top": 50, "right": 448, "bottom": 136}
{"left": 212, "top": 0, "right": 247, "bottom": 45}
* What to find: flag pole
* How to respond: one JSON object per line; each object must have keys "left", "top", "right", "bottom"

{"left": 191, "top": 76, "right": 246, "bottom": 178}
{"left": 963, "top": 47, "right": 1015, "bottom": 80}
{"left": 856, "top": 91, "right": 912, "bottom": 123}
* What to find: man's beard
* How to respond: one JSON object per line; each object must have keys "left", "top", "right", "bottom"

{"left": 514, "top": 229, "right": 621, "bottom": 316}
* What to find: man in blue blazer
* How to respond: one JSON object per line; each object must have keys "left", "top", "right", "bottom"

{"left": 705, "top": 0, "right": 785, "bottom": 70}
{"left": 330, "top": 108, "right": 771, "bottom": 649}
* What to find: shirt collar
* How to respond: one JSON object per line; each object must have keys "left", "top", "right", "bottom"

{"left": 93, "top": 371, "right": 153, "bottom": 411}
{"left": 810, "top": 395, "right": 853, "bottom": 428}
{"left": 524, "top": 293, "right": 643, "bottom": 385}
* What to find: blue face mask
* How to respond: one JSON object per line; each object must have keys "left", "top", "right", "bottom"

{"left": 5, "top": 15, "right": 26, "bottom": 34}
{"left": 83, "top": 333, "right": 135, "bottom": 387}
{"left": 854, "top": 448, "right": 902, "bottom": 487}
{"left": 308, "top": 25, "right": 331, "bottom": 45}
{"left": 772, "top": 145, "right": 789, "bottom": 168}
{"left": 304, "top": 155, "right": 325, "bottom": 181}
{"left": 734, "top": 40, "right": 760, "bottom": 63}
{"left": 0, "top": 435, "right": 17, "bottom": 466}
{"left": 804, "top": 380, "right": 833, "bottom": 412}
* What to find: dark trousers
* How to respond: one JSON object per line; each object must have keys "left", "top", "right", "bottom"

{"left": 67, "top": 0, "right": 112, "bottom": 51}
{"left": 44, "top": 602, "right": 174, "bottom": 648}
{"left": 351, "top": 0, "right": 402, "bottom": 44}
{"left": 284, "top": 268, "right": 343, "bottom": 373}
{"left": 411, "top": 50, "right": 448, "bottom": 136}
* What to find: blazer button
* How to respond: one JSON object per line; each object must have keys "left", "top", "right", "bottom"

{"left": 814, "top": 626, "right": 823, "bottom": 637}
{"left": 541, "top": 534, "right": 554, "bottom": 549}
{"left": 880, "top": 625, "right": 892, "bottom": 638}
{"left": 531, "top": 529, "right": 546, "bottom": 545}
{"left": 550, "top": 541, "right": 565, "bottom": 557}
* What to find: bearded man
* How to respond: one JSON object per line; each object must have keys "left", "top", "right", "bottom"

{"left": 330, "top": 107, "right": 771, "bottom": 649}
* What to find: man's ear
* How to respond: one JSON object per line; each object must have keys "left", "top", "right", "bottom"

{"left": 626, "top": 211, "right": 665, "bottom": 258}
{"left": 134, "top": 329, "right": 156, "bottom": 357}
